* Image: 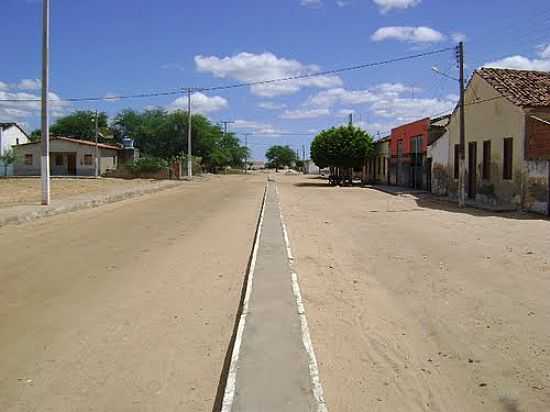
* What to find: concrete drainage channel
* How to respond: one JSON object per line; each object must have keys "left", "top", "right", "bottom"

{"left": 213, "top": 178, "right": 327, "bottom": 412}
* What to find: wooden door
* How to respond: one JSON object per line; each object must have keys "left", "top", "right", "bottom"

{"left": 67, "top": 153, "right": 77, "bottom": 175}
{"left": 468, "top": 142, "right": 477, "bottom": 199}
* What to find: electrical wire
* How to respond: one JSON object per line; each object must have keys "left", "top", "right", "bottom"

{"left": 0, "top": 47, "right": 455, "bottom": 103}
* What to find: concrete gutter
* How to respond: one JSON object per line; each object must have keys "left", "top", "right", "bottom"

{"left": 0, "top": 180, "right": 185, "bottom": 228}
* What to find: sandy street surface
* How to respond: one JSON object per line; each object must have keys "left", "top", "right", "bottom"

{"left": 278, "top": 175, "right": 550, "bottom": 412}
{"left": 0, "top": 178, "right": 169, "bottom": 208}
{"left": 0, "top": 174, "right": 265, "bottom": 412}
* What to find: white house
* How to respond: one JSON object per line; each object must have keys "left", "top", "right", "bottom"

{"left": 427, "top": 131, "right": 450, "bottom": 195}
{"left": 0, "top": 123, "right": 30, "bottom": 176}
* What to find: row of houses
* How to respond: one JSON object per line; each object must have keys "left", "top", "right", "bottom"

{"left": 366, "top": 67, "right": 550, "bottom": 216}
{"left": 0, "top": 125, "right": 139, "bottom": 177}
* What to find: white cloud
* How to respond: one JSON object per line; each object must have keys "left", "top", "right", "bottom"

{"left": 306, "top": 83, "right": 419, "bottom": 108}
{"left": 373, "top": 0, "right": 421, "bottom": 13}
{"left": 336, "top": 0, "right": 350, "bottom": 6}
{"left": 0, "top": 89, "right": 70, "bottom": 122}
{"left": 280, "top": 108, "right": 330, "bottom": 119}
{"left": 337, "top": 109, "right": 356, "bottom": 117}
{"left": 301, "top": 0, "right": 322, "bottom": 6}
{"left": 233, "top": 119, "right": 282, "bottom": 135}
{"left": 538, "top": 44, "right": 550, "bottom": 59}
{"left": 371, "top": 26, "right": 445, "bottom": 43}
{"left": 103, "top": 92, "right": 121, "bottom": 102}
{"left": 17, "top": 78, "right": 41, "bottom": 90}
{"left": 195, "top": 52, "right": 342, "bottom": 97}
{"left": 258, "top": 101, "right": 287, "bottom": 110}
{"left": 168, "top": 92, "right": 228, "bottom": 114}
{"left": 0, "top": 82, "right": 9, "bottom": 91}
{"left": 451, "top": 32, "right": 467, "bottom": 43}
{"left": 483, "top": 44, "right": 550, "bottom": 71}
{"left": 370, "top": 96, "right": 455, "bottom": 122}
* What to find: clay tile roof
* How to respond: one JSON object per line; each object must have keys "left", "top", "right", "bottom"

{"left": 477, "top": 68, "right": 550, "bottom": 107}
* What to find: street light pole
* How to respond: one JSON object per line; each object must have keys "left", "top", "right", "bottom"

{"left": 41, "top": 0, "right": 50, "bottom": 205}
{"left": 94, "top": 110, "right": 99, "bottom": 178}
{"left": 187, "top": 88, "right": 192, "bottom": 178}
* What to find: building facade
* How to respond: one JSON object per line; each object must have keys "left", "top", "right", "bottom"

{"left": 14, "top": 136, "right": 121, "bottom": 177}
{"left": 0, "top": 123, "right": 29, "bottom": 176}
{"left": 446, "top": 68, "right": 550, "bottom": 214}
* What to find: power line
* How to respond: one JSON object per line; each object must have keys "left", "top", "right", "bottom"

{"left": 0, "top": 47, "right": 454, "bottom": 103}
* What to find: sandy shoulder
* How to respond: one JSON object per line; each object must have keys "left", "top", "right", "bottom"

{"left": 278, "top": 174, "right": 550, "bottom": 412}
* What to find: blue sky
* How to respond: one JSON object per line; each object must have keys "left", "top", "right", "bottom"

{"left": 1, "top": 0, "right": 549, "bottom": 159}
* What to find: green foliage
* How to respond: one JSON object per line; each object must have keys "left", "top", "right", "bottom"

{"left": 112, "top": 109, "right": 248, "bottom": 171}
{"left": 265, "top": 145, "right": 297, "bottom": 170}
{"left": 127, "top": 157, "right": 169, "bottom": 174}
{"left": 29, "top": 129, "right": 41, "bottom": 142}
{"left": 50, "top": 110, "right": 110, "bottom": 140}
{"left": 311, "top": 125, "right": 374, "bottom": 169}
{"left": 0, "top": 148, "right": 20, "bottom": 176}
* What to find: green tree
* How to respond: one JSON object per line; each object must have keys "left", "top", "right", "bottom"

{"left": 0, "top": 149, "right": 19, "bottom": 176}
{"left": 311, "top": 125, "right": 374, "bottom": 170}
{"left": 50, "top": 110, "right": 109, "bottom": 141}
{"left": 265, "top": 145, "right": 297, "bottom": 171}
{"left": 29, "top": 129, "right": 41, "bottom": 142}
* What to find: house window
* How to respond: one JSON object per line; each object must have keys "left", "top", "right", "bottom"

{"left": 55, "top": 153, "right": 63, "bottom": 166}
{"left": 454, "top": 144, "right": 460, "bottom": 179}
{"left": 84, "top": 154, "right": 93, "bottom": 166}
{"left": 24, "top": 154, "right": 33, "bottom": 165}
{"left": 503, "top": 138, "right": 513, "bottom": 180}
{"left": 482, "top": 140, "right": 491, "bottom": 180}
{"left": 16, "top": 138, "right": 19, "bottom": 145}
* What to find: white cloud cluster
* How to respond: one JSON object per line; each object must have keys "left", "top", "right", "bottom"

{"left": 195, "top": 52, "right": 342, "bottom": 97}
{"left": 280, "top": 108, "right": 330, "bottom": 119}
{"left": 169, "top": 92, "right": 228, "bottom": 114}
{"left": 299, "top": 82, "right": 455, "bottom": 124}
{"left": 258, "top": 101, "right": 287, "bottom": 110}
{"left": 371, "top": 26, "right": 445, "bottom": 43}
{"left": 0, "top": 82, "right": 70, "bottom": 122}
{"left": 484, "top": 44, "right": 550, "bottom": 72}
{"left": 300, "top": 0, "right": 322, "bottom": 7}
{"left": 373, "top": 0, "right": 421, "bottom": 13}
{"left": 17, "top": 78, "right": 41, "bottom": 91}
{"left": 233, "top": 119, "right": 282, "bottom": 135}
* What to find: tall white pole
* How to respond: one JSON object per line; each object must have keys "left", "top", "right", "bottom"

{"left": 41, "top": 0, "right": 50, "bottom": 205}
{"left": 187, "top": 88, "right": 192, "bottom": 178}
{"left": 95, "top": 110, "right": 99, "bottom": 177}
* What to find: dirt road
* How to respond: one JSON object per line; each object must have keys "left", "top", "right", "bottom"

{"left": 0, "top": 175, "right": 265, "bottom": 412}
{"left": 278, "top": 175, "right": 550, "bottom": 412}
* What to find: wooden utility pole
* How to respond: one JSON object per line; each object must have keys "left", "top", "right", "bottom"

{"left": 41, "top": 0, "right": 50, "bottom": 205}
{"left": 458, "top": 41, "right": 466, "bottom": 208}
{"left": 94, "top": 110, "right": 99, "bottom": 178}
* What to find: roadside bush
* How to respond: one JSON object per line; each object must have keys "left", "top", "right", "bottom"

{"left": 127, "top": 157, "right": 169, "bottom": 174}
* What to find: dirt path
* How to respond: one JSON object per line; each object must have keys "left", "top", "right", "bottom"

{"left": 0, "top": 175, "right": 265, "bottom": 412}
{"left": 278, "top": 175, "right": 550, "bottom": 412}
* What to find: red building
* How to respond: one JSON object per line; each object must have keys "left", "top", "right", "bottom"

{"left": 389, "top": 116, "right": 449, "bottom": 189}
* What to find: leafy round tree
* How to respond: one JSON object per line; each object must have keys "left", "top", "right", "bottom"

{"left": 311, "top": 125, "right": 374, "bottom": 170}
{"left": 265, "top": 145, "right": 297, "bottom": 171}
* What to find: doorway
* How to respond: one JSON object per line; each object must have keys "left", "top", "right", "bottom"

{"left": 468, "top": 142, "right": 477, "bottom": 199}
{"left": 67, "top": 153, "right": 77, "bottom": 175}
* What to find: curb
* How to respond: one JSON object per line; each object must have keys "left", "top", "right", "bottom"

{"left": 0, "top": 181, "right": 185, "bottom": 228}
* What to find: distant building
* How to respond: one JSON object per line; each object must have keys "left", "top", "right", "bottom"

{"left": 0, "top": 123, "right": 30, "bottom": 176}
{"left": 388, "top": 115, "right": 449, "bottom": 190}
{"left": 367, "top": 136, "right": 390, "bottom": 184}
{"left": 303, "top": 159, "right": 320, "bottom": 175}
{"left": 13, "top": 136, "right": 122, "bottom": 177}
{"left": 249, "top": 160, "right": 266, "bottom": 170}
{"left": 446, "top": 68, "right": 550, "bottom": 214}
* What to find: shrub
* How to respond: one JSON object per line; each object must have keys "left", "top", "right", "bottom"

{"left": 127, "top": 157, "right": 169, "bottom": 174}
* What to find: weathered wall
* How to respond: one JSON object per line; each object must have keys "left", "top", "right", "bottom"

{"left": 447, "top": 74, "right": 527, "bottom": 208}
{"left": 525, "top": 160, "right": 549, "bottom": 215}
{"left": 428, "top": 132, "right": 449, "bottom": 195}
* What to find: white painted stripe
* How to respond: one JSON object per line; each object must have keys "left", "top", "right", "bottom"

{"left": 221, "top": 183, "right": 268, "bottom": 412}
{"left": 276, "top": 181, "right": 328, "bottom": 412}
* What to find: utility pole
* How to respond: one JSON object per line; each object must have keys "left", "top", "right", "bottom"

{"left": 94, "top": 110, "right": 99, "bottom": 178}
{"left": 40, "top": 0, "right": 50, "bottom": 205}
{"left": 244, "top": 133, "right": 249, "bottom": 174}
{"left": 220, "top": 120, "right": 234, "bottom": 136}
{"left": 187, "top": 88, "right": 192, "bottom": 178}
{"left": 348, "top": 113, "right": 353, "bottom": 127}
{"left": 457, "top": 41, "right": 466, "bottom": 208}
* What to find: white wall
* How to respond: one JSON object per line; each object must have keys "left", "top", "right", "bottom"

{"left": 0, "top": 125, "right": 29, "bottom": 176}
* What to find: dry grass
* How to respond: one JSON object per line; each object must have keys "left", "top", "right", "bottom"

{"left": 0, "top": 177, "right": 160, "bottom": 208}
